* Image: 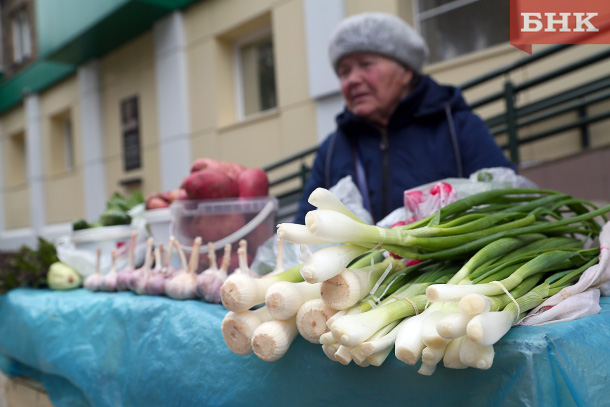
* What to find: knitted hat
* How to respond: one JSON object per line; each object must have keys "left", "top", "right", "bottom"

{"left": 328, "top": 12, "right": 429, "bottom": 73}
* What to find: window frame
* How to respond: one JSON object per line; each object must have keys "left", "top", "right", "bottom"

{"left": 413, "top": 0, "right": 508, "bottom": 64}
{"left": 232, "top": 26, "right": 276, "bottom": 121}
{"left": 11, "top": 8, "right": 31, "bottom": 65}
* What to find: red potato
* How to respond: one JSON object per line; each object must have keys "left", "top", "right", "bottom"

{"left": 219, "top": 161, "right": 246, "bottom": 181}
{"left": 162, "top": 188, "right": 187, "bottom": 203}
{"left": 174, "top": 188, "right": 189, "bottom": 201}
{"left": 190, "top": 213, "right": 246, "bottom": 244}
{"left": 237, "top": 168, "right": 269, "bottom": 198}
{"left": 190, "top": 157, "right": 223, "bottom": 173}
{"left": 182, "top": 168, "right": 239, "bottom": 200}
{"left": 146, "top": 194, "right": 170, "bottom": 210}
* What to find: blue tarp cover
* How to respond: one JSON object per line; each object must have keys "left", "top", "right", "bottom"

{"left": 1, "top": 288, "right": 609, "bottom": 407}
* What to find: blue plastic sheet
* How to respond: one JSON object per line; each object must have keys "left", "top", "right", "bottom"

{"left": 1, "top": 288, "right": 610, "bottom": 407}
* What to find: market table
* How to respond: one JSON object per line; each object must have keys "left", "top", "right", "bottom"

{"left": 0, "top": 288, "right": 609, "bottom": 407}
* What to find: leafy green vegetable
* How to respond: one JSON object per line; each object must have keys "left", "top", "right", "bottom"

{"left": 0, "top": 237, "right": 59, "bottom": 294}
{"left": 72, "top": 218, "right": 90, "bottom": 231}
{"left": 99, "top": 209, "right": 131, "bottom": 226}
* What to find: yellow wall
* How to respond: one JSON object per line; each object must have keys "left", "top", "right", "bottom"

{"left": 99, "top": 31, "right": 161, "bottom": 198}
{"left": 185, "top": 0, "right": 318, "bottom": 169}
{"left": 1, "top": 106, "right": 30, "bottom": 229}
{"left": 39, "top": 76, "right": 86, "bottom": 224}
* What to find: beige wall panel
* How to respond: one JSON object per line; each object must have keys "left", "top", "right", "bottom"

{"left": 38, "top": 76, "right": 86, "bottom": 223}
{"left": 187, "top": 40, "right": 217, "bottom": 134}
{"left": 1, "top": 107, "right": 25, "bottom": 187}
{"left": 277, "top": 101, "right": 318, "bottom": 154}
{"left": 589, "top": 101, "right": 610, "bottom": 149}
{"left": 217, "top": 114, "right": 281, "bottom": 168}
{"left": 185, "top": 0, "right": 275, "bottom": 42}
{"left": 519, "top": 46, "right": 610, "bottom": 106}
{"left": 273, "top": 0, "right": 309, "bottom": 107}
{"left": 346, "top": 0, "right": 400, "bottom": 15}
{"left": 208, "top": 0, "right": 274, "bottom": 36}
{"left": 520, "top": 131, "right": 581, "bottom": 165}
{"left": 1, "top": 106, "right": 25, "bottom": 136}
{"left": 215, "top": 38, "right": 237, "bottom": 127}
{"left": 100, "top": 33, "right": 161, "bottom": 197}
{"left": 4, "top": 186, "right": 30, "bottom": 229}
{"left": 190, "top": 130, "right": 221, "bottom": 163}
{"left": 45, "top": 173, "right": 85, "bottom": 223}
{"left": 1, "top": 107, "right": 29, "bottom": 224}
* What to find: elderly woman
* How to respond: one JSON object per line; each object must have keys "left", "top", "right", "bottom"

{"left": 293, "top": 12, "right": 514, "bottom": 224}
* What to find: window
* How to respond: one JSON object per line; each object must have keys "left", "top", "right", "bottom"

{"left": 120, "top": 96, "right": 141, "bottom": 171}
{"left": 50, "top": 112, "right": 74, "bottom": 173}
{"left": 234, "top": 29, "right": 277, "bottom": 119}
{"left": 11, "top": 8, "right": 32, "bottom": 65}
{"left": 6, "top": 131, "right": 27, "bottom": 186}
{"left": 414, "top": 0, "right": 510, "bottom": 63}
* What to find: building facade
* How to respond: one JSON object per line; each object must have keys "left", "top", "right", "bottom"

{"left": 0, "top": 0, "right": 609, "bottom": 250}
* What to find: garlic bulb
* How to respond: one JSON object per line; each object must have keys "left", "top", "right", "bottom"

{"left": 131, "top": 238, "right": 154, "bottom": 295}
{"left": 196, "top": 243, "right": 231, "bottom": 303}
{"left": 234, "top": 240, "right": 260, "bottom": 278}
{"left": 165, "top": 237, "right": 200, "bottom": 300}
{"left": 99, "top": 250, "right": 118, "bottom": 292}
{"left": 145, "top": 244, "right": 167, "bottom": 296}
{"left": 84, "top": 249, "right": 104, "bottom": 291}
{"left": 116, "top": 231, "right": 137, "bottom": 291}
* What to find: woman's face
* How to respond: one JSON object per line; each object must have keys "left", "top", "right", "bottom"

{"left": 338, "top": 52, "right": 413, "bottom": 127}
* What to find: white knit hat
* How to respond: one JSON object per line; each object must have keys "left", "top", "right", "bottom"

{"left": 328, "top": 12, "right": 429, "bottom": 73}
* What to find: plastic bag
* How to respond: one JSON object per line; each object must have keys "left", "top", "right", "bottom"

{"left": 377, "top": 167, "right": 538, "bottom": 228}
{"left": 55, "top": 227, "right": 147, "bottom": 278}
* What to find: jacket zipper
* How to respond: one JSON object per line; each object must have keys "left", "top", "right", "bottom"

{"left": 380, "top": 129, "right": 390, "bottom": 218}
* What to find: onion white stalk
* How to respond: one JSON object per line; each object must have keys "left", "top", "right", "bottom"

{"left": 221, "top": 306, "right": 274, "bottom": 355}
{"left": 466, "top": 311, "right": 514, "bottom": 346}
{"left": 334, "top": 345, "right": 353, "bottom": 365}
{"left": 421, "top": 343, "right": 448, "bottom": 366}
{"left": 367, "top": 347, "right": 393, "bottom": 367}
{"left": 265, "top": 281, "right": 321, "bottom": 320}
{"left": 251, "top": 317, "right": 298, "bottom": 362}
{"left": 353, "top": 357, "right": 371, "bottom": 367}
{"left": 220, "top": 263, "right": 303, "bottom": 312}
{"left": 436, "top": 311, "right": 476, "bottom": 339}
{"left": 319, "top": 331, "right": 336, "bottom": 346}
{"left": 295, "top": 299, "right": 338, "bottom": 344}
{"left": 277, "top": 223, "right": 332, "bottom": 245}
{"left": 394, "top": 314, "right": 427, "bottom": 365}
{"left": 418, "top": 362, "right": 437, "bottom": 376}
{"left": 359, "top": 320, "right": 402, "bottom": 357}
{"left": 443, "top": 337, "right": 468, "bottom": 369}
{"left": 421, "top": 305, "right": 457, "bottom": 349}
{"left": 308, "top": 187, "right": 365, "bottom": 223}
{"left": 459, "top": 336, "right": 495, "bottom": 369}
{"left": 331, "top": 294, "right": 427, "bottom": 347}
{"left": 322, "top": 343, "right": 340, "bottom": 362}
{"left": 320, "top": 257, "right": 396, "bottom": 310}
{"left": 459, "top": 293, "right": 493, "bottom": 314}
{"left": 300, "top": 244, "right": 369, "bottom": 284}
{"left": 305, "top": 210, "right": 382, "bottom": 244}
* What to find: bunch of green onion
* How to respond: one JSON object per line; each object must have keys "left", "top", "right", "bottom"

{"left": 220, "top": 187, "right": 609, "bottom": 371}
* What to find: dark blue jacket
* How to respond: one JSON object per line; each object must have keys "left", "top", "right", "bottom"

{"left": 294, "top": 75, "right": 515, "bottom": 224}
